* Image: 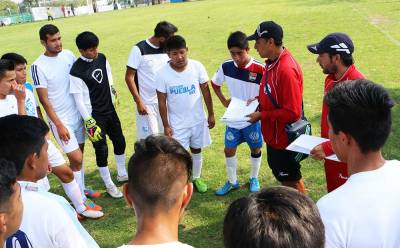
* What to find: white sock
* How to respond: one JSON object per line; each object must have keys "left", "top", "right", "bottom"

{"left": 114, "top": 154, "right": 127, "bottom": 177}
{"left": 226, "top": 156, "right": 238, "bottom": 184}
{"left": 81, "top": 160, "right": 86, "bottom": 191}
{"left": 73, "top": 170, "right": 84, "bottom": 197}
{"left": 98, "top": 166, "right": 115, "bottom": 188}
{"left": 250, "top": 153, "right": 262, "bottom": 179}
{"left": 62, "top": 180, "right": 86, "bottom": 213}
{"left": 192, "top": 153, "right": 202, "bottom": 179}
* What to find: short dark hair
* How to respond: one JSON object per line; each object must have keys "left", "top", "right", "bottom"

{"left": 0, "top": 159, "right": 17, "bottom": 211}
{"left": 1, "top": 53, "right": 27, "bottom": 66}
{"left": 166, "top": 35, "right": 186, "bottom": 51}
{"left": 127, "top": 135, "right": 192, "bottom": 213}
{"left": 154, "top": 21, "right": 178, "bottom": 38}
{"left": 223, "top": 186, "right": 325, "bottom": 248}
{"left": 0, "top": 59, "right": 15, "bottom": 80}
{"left": 227, "top": 31, "right": 249, "bottom": 49}
{"left": 329, "top": 54, "right": 354, "bottom": 66}
{"left": 325, "top": 79, "right": 395, "bottom": 153}
{"left": 0, "top": 115, "right": 49, "bottom": 175}
{"left": 75, "top": 31, "right": 99, "bottom": 50}
{"left": 39, "top": 24, "right": 59, "bottom": 42}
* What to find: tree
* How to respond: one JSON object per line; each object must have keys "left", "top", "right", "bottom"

{"left": 0, "top": 0, "right": 18, "bottom": 12}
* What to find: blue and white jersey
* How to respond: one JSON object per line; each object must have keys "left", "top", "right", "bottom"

{"left": 212, "top": 58, "right": 264, "bottom": 101}
{"left": 6, "top": 181, "right": 99, "bottom": 248}
{"left": 24, "top": 82, "right": 38, "bottom": 117}
{"left": 155, "top": 59, "right": 209, "bottom": 130}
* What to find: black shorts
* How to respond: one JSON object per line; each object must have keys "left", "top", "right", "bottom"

{"left": 266, "top": 145, "right": 302, "bottom": 182}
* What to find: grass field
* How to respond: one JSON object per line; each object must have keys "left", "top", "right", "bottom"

{"left": 1, "top": 0, "right": 399, "bottom": 247}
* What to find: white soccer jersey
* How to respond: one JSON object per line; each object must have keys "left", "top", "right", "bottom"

{"left": 127, "top": 39, "right": 170, "bottom": 104}
{"left": 156, "top": 59, "right": 209, "bottom": 130}
{"left": 31, "top": 50, "right": 80, "bottom": 125}
{"left": 8, "top": 181, "right": 99, "bottom": 248}
{"left": 0, "top": 95, "right": 18, "bottom": 117}
{"left": 212, "top": 58, "right": 264, "bottom": 101}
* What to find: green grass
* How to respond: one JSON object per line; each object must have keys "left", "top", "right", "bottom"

{"left": 1, "top": 0, "right": 400, "bottom": 247}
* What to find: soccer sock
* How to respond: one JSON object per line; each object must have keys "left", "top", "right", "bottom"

{"left": 226, "top": 156, "right": 238, "bottom": 184}
{"left": 61, "top": 180, "right": 86, "bottom": 213}
{"left": 250, "top": 152, "right": 262, "bottom": 179}
{"left": 98, "top": 166, "right": 115, "bottom": 188}
{"left": 81, "top": 160, "right": 86, "bottom": 191}
{"left": 114, "top": 154, "right": 127, "bottom": 177}
{"left": 192, "top": 153, "right": 202, "bottom": 179}
{"left": 73, "top": 170, "right": 84, "bottom": 196}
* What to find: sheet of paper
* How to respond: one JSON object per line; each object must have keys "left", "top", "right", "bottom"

{"left": 286, "top": 134, "right": 340, "bottom": 162}
{"left": 221, "top": 97, "right": 258, "bottom": 122}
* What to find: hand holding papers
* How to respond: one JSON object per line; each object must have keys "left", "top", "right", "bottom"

{"left": 286, "top": 134, "right": 340, "bottom": 162}
{"left": 221, "top": 97, "right": 259, "bottom": 129}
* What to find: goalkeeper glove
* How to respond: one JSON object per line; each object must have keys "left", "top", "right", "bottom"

{"left": 84, "top": 117, "right": 103, "bottom": 142}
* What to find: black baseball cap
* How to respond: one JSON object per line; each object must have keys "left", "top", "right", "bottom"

{"left": 307, "top": 32, "right": 354, "bottom": 57}
{"left": 247, "top": 21, "right": 283, "bottom": 41}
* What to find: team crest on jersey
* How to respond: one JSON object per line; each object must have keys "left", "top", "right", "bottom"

{"left": 248, "top": 72, "right": 257, "bottom": 81}
{"left": 92, "top": 69, "right": 103, "bottom": 84}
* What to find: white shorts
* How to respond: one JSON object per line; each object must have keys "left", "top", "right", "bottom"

{"left": 136, "top": 103, "right": 164, "bottom": 139}
{"left": 47, "top": 139, "right": 65, "bottom": 167}
{"left": 172, "top": 121, "right": 212, "bottom": 150}
{"left": 49, "top": 120, "right": 85, "bottom": 154}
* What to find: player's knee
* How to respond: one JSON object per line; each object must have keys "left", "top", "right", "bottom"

{"left": 113, "top": 136, "right": 126, "bottom": 155}
{"left": 53, "top": 165, "right": 74, "bottom": 183}
{"left": 224, "top": 148, "right": 237, "bottom": 157}
{"left": 67, "top": 152, "right": 83, "bottom": 171}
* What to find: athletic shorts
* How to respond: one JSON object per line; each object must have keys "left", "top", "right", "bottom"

{"left": 173, "top": 121, "right": 211, "bottom": 150}
{"left": 47, "top": 139, "right": 65, "bottom": 167}
{"left": 136, "top": 103, "right": 164, "bottom": 139}
{"left": 225, "top": 122, "right": 263, "bottom": 149}
{"left": 267, "top": 145, "right": 302, "bottom": 182}
{"left": 49, "top": 119, "right": 85, "bottom": 154}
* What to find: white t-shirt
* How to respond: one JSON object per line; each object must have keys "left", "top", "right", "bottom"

{"left": 31, "top": 50, "right": 80, "bottom": 125}
{"left": 155, "top": 59, "right": 209, "bottom": 130}
{"left": 9, "top": 181, "right": 99, "bottom": 248}
{"left": 127, "top": 39, "right": 170, "bottom": 104}
{"left": 24, "top": 82, "right": 38, "bottom": 117}
{"left": 0, "top": 95, "right": 18, "bottom": 117}
{"left": 317, "top": 160, "right": 400, "bottom": 248}
{"left": 119, "top": 242, "right": 193, "bottom": 248}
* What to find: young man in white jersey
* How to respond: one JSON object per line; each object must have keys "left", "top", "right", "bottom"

{"left": 120, "top": 135, "right": 193, "bottom": 248}
{"left": 156, "top": 35, "right": 215, "bottom": 193}
{"left": 1, "top": 53, "right": 103, "bottom": 219}
{"left": 70, "top": 31, "right": 127, "bottom": 198}
{"left": 125, "top": 21, "right": 178, "bottom": 139}
{"left": 1, "top": 115, "right": 99, "bottom": 248}
{"left": 0, "top": 159, "right": 23, "bottom": 248}
{"left": 31, "top": 24, "right": 102, "bottom": 208}
{"left": 0, "top": 60, "right": 26, "bottom": 116}
{"left": 212, "top": 31, "right": 264, "bottom": 196}
{"left": 317, "top": 79, "right": 400, "bottom": 247}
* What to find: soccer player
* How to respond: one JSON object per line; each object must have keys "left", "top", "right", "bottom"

{"left": 1, "top": 53, "right": 103, "bottom": 219}
{"left": 1, "top": 115, "right": 99, "bottom": 248}
{"left": 120, "top": 135, "right": 193, "bottom": 248}
{"left": 156, "top": 35, "right": 215, "bottom": 193}
{"left": 247, "top": 21, "right": 306, "bottom": 192}
{"left": 317, "top": 79, "right": 400, "bottom": 247}
{"left": 0, "top": 59, "right": 25, "bottom": 116}
{"left": 224, "top": 186, "right": 325, "bottom": 248}
{"left": 31, "top": 24, "right": 101, "bottom": 203}
{"left": 70, "top": 31, "right": 127, "bottom": 198}
{"left": 125, "top": 21, "right": 178, "bottom": 139}
{"left": 307, "top": 33, "right": 365, "bottom": 192}
{"left": 0, "top": 159, "right": 23, "bottom": 248}
{"left": 212, "top": 31, "right": 264, "bottom": 196}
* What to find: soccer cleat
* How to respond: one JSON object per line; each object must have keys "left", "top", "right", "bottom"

{"left": 84, "top": 198, "right": 102, "bottom": 211}
{"left": 193, "top": 178, "right": 208, "bottom": 193}
{"left": 117, "top": 174, "right": 128, "bottom": 183}
{"left": 106, "top": 184, "right": 123, "bottom": 198}
{"left": 249, "top": 177, "right": 260, "bottom": 193}
{"left": 79, "top": 208, "right": 104, "bottom": 219}
{"left": 215, "top": 181, "right": 240, "bottom": 196}
{"left": 84, "top": 189, "right": 101, "bottom": 199}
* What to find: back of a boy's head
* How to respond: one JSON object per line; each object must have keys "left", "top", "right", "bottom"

{"left": 223, "top": 186, "right": 325, "bottom": 248}
{"left": 75, "top": 31, "right": 99, "bottom": 50}
{"left": 0, "top": 115, "right": 49, "bottom": 176}
{"left": 154, "top": 21, "right": 178, "bottom": 38}
{"left": 0, "top": 59, "right": 15, "bottom": 80}
{"left": 0, "top": 159, "right": 17, "bottom": 210}
{"left": 227, "top": 31, "right": 249, "bottom": 49}
{"left": 127, "top": 135, "right": 192, "bottom": 213}
{"left": 1, "top": 53, "right": 27, "bottom": 66}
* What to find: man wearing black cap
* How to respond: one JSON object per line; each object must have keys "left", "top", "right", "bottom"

{"left": 307, "top": 33, "right": 364, "bottom": 192}
{"left": 247, "top": 21, "right": 305, "bottom": 192}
